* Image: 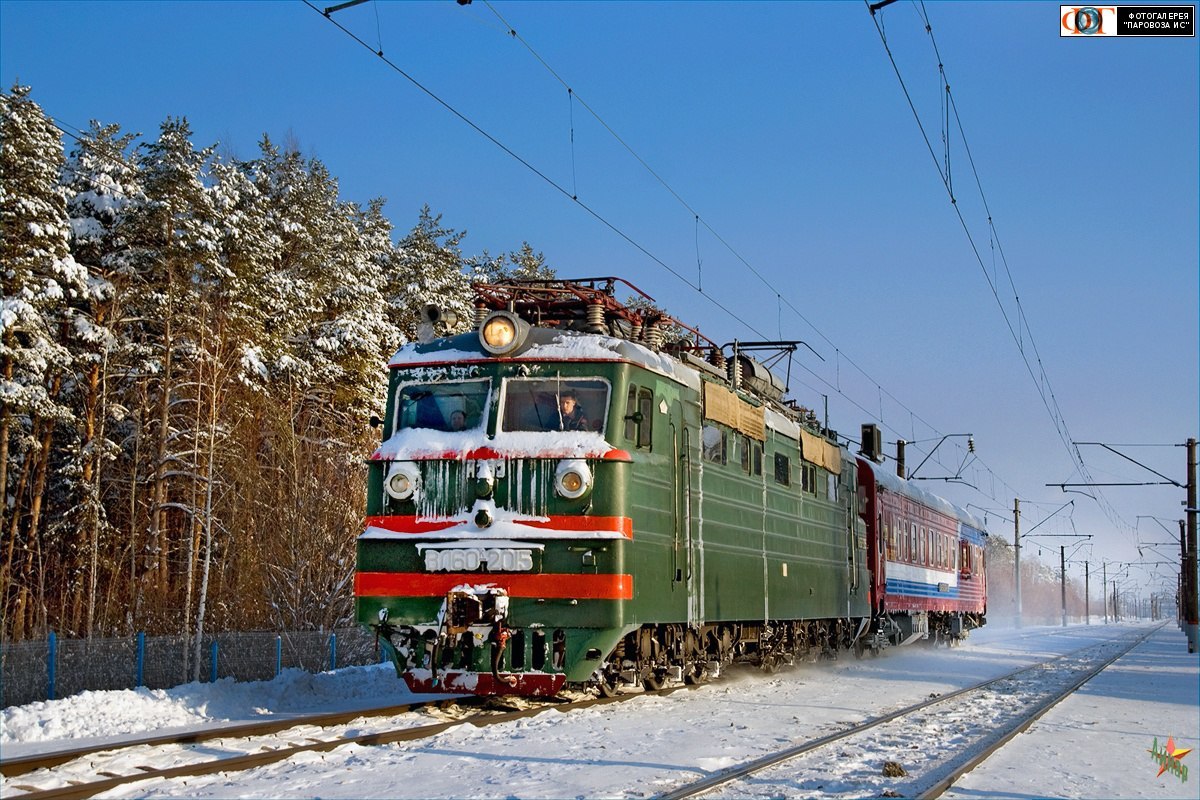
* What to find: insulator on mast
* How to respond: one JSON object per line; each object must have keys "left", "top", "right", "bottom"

{"left": 586, "top": 303, "right": 607, "bottom": 333}
{"left": 643, "top": 322, "right": 663, "bottom": 350}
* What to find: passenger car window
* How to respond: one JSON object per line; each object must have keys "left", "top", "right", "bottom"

{"left": 702, "top": 425, "right": 726, "bottom": 464}
{"left": 774, "top": 453, "right": 790, "bottom": 485}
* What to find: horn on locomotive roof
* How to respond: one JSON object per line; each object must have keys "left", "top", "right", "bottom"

{"left": 417, "top": 303, "right": 460, "bottom": 344}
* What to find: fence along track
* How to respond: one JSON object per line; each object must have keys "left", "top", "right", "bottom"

{"left": 656, "top": 625, "right": 1162, "bottom": 800}
{"left": 5, "top": 687, "right": 687, "bottom": 800}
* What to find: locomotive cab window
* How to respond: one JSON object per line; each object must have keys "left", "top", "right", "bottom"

{"left": 501, "top": 378, "right": 609, "bottom": 433}
{"left": 637, "top": 388, "right": 653, "bottom": 448}
{"left": 623, "top": 387, "right": 637, "bottom": 441}
{"left": 623, "top": 385, "right": 654, "bottom": 449}
{"left": 394, "top": 379, "right": 491, "bottom": 433}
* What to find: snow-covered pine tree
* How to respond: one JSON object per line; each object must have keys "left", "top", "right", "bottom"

{"left": 61, "top": 120, "right": 141, "bottom": 637}
{"left": 246, "top": 139, "right": 387, "bottom": 631}
{"left": 385, "top": 205, "right": 473, "bottom": 344}
{"left": 0, "top": 84, "right": 88, "bottom": 639}
{"left": 118, "top": 117, "right": 220, "bottom": 642}
{"left": 495, "top": 241, "right": 556, "bottom": 282}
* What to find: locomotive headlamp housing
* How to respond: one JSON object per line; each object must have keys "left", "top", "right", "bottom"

{"left": 554, "top": 459, "right": 593, "bottom": 500}
{"left": 383, "top": 461, "right": 421, "bottom": 502}
{"left": 479, "top": 310, "right": 530, "bottom": 356}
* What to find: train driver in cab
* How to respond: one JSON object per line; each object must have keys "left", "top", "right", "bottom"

{"left": 556, "top": 389, "right": 590, "bottom": 431}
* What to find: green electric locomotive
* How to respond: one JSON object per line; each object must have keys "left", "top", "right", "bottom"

{"left": 358, "top": 278, "right": 872, "bottom": 696}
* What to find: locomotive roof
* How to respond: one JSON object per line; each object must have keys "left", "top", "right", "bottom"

{"left": 389, "top": 327, "right": 704, "bottom": 392}
{"left": 860, "top": 456, "right": 989, "bottom": 536}
{"left": 389, "top": 277, "right": 844, "bottom": 460}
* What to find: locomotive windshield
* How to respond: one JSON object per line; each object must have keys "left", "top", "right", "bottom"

{"left": 500, "top": 378, "right": 610, "bottom": 434}
{"left": 394, "top": 379, "right": 490, "bottom": 433}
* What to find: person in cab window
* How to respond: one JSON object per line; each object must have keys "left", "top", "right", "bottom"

{"left": 449, "top": 409, "right": 467, "bottom": 431}
{"left": 557, "top": 390, "right": 590, "bottom": 431}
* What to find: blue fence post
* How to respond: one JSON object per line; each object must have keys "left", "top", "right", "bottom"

{"left": 47, "top": 631, "right": 57, "bottom": 701}
{"left": 210, "top": 640, "right": 219, "bottom": 683}
{"left": 136, "top": 632, "right": 145, "bottom": 687}
{"left": 329, "top": 632, "right": 337, "bottom": 671}
{"left": 275, "top": 635, "right": 282, "bottom": 678}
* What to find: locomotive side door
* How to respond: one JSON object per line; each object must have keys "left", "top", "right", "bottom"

{"left": 669, "top": 395, "right": 702, "bottom": 628}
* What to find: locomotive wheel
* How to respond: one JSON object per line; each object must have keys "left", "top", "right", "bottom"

{"left": 683, "top": 661, "right": 707, "bottom": 685}
{"left": 594, "top": 666, "right": 621, "bottom": 698}
{"left": 642, "top": 669, "right": 666, "bottom": 691}
{"left": 760, "top": 655, "right": 780, "bottom": 674}
{"left": 853, "top": 638, "right": 866, "bottom": 660}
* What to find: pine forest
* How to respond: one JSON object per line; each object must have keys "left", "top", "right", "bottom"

{"left": 0, "top": 84, "right": 553, "bottom": 644}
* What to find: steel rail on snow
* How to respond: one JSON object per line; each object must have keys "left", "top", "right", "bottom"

{"left": 0, "top": 699, "right": 456, "bottom": 779}
{"left": 656, "top": 624, "right": 1164, "bottom": 800}
{"left": 916, "top": 624, "right": 1165, "bottom": 799}
{"left": 3, "top": 686, "right": 690, "bottom": 800}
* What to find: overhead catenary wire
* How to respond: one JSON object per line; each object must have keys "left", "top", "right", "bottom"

{"left": 865, "top": 1, "right": 1133, "bottom": 536}
{"left": 471, "top": 0, "right": 996, "bottom": 488}
{"left": 297, "top": 2, "right": 782, "bottom": 364}
{"left": 304, "top": 1, "right": 1018, "bottom": 502}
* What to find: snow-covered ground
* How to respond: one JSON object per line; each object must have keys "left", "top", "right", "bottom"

{"left": 2, "top": 621, "right": 1196, "bottom": 799}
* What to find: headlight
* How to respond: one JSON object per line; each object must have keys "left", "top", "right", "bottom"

{"left": 384, "top": 461, "right": 421, "bottom": 501}
{"left": 554, "top": 459, "right": 592, "bottom": 500}
{"left": 479, "top": 311, "right": 529, "bottom": 356}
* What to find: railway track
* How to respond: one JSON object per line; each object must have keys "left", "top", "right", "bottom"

{"left": 0, "top": 698, "right": 459, "bottom": 779}
{"left": 2, "top": 624, "right": 1142, "bottom": 800}
{"left": 1, "top": 686, "right": 684, "bottom": 800}
{"left": 656, "top": 624, "right": 1162, "bottom": 799}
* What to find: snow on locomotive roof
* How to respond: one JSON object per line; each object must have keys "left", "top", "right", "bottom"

{"left": 372, "top": 427, "right": 626, "bottom": 462}
{"left": 385, "top": 317, "right": 849, "bottom": 457}
{"left": 861, "top": 457, "right": 988, "bottom": 533}
{"left": 387, "top": 329, "right": 854, "bottom": 455}
{"left": 389, "top": 328, "right": 702, "bottom": 391}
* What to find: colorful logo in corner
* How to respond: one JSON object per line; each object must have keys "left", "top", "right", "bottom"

{"left": 1148, "top": 736, "right": 1192, "bottom": 782}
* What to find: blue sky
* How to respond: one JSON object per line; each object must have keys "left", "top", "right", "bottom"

{"left": 3, "top": 1, "right": 1196, "bottom": 594}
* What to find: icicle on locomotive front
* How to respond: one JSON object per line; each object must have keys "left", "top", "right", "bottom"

{"left": 357, "top": 279, "right": 652, "bottom": 696}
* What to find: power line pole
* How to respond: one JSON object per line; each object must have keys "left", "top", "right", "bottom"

{"left": 1052, "top": 438, "right": 1196, "bottom": 650}
{"left": 1186, "top": 437, "right": 1197, "bottom": 653}
{"left": 1181, "top": 519, "right": 1188, "bottom": 633}
{"left": 1060, "top": 545, "right": 1068, "bottom": 627}
{"left": 1103, "top": 561, "right": 1108, "bottom": 624}
{"left": 1013, "top": 498, "right": 1021, "bottom": 629}
{"left": 1085, "top": 561, "right": 1090, "bottom": 624}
